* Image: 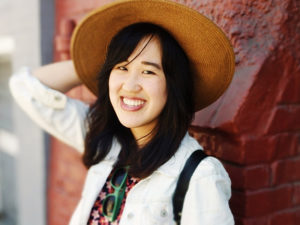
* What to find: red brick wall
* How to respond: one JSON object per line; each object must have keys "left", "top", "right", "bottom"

{"left": 49, "top": 0, "right": 300, "bottom": 224}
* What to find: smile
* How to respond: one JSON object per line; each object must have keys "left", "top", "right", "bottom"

{"left": 121, "top": 97, "right": 146, "bottom": 111}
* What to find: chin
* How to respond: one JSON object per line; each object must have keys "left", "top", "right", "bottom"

{"left": 119, "top": 120, "right": 142, "bottom": 129}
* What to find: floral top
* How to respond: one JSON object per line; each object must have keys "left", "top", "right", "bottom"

{"left": 87, "top": 172, "right": 140, "bottom": 225}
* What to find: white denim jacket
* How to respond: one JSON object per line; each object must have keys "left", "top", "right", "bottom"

{"left": 9, "top": 68, "right": 234, "bottom": 225}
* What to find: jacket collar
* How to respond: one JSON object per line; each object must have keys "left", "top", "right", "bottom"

{"left": 155, "top": 132, "right": 203, "bottom": 177}
{"left": 88, "top": 137, "right": 121, "bottom": 174}
{"left": 103, "top": 137, "right": 121, "bottom": 162}
{"left": 99, "top": 133, "right": 203, "bottom": 177}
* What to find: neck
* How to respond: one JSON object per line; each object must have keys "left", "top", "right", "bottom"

{"left": 131, "top": 127, "right": 155, "bottom": 148}
{"left": 136, "top": 132, "right": 152, "bottom": 147}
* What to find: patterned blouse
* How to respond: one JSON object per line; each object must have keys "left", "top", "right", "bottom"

{"left": 87, "top": 171, "right": 140, "bottom": 225}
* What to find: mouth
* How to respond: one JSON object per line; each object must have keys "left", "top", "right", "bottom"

{"left": 121, "top": 97, "right": 146, "bottom": 111}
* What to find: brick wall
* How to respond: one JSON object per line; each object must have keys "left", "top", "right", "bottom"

{"left": 49, "top": 0, "right": 300, "bottom": 224}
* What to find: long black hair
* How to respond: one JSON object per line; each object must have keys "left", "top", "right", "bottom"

{"left": 83, "top": 23, "right": 195, "bottom": 178}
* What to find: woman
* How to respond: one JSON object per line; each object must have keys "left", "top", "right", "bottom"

{"left": 9, "top": 0, "right": 235, "bottom": 224}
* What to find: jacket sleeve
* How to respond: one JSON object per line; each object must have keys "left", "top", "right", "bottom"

{"left": 181, "top": 156, "right": 234, "bottom": 225}
{"left": 9, "top": 67, "right": 89, "bottom": 153}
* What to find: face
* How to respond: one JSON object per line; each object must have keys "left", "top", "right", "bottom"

{"left": 109, "top": 36, "right": 167, "bottom": 141}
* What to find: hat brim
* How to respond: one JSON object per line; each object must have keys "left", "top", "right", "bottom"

{"left": 71, "top": 0, "right": 235, "bottom": 111}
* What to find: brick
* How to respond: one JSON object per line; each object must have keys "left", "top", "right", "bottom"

{"left": 247, "top": 186, "right": 293, "bottom": 217}
{"left": 67, "top": 85, "right": 83, "bottom": 99}
{"left": 59, "top": 19, "right": 75, "bottom": 36}
{"left": 298, "top": 136, "right": 300, "bottom": 155}
{"left": 48, "top": 138, "right": 86, "bottom": 225}
{"left": 234, "top": 216, "right": 269, "bottom": 225}
{"left": 270, "top": 209, "right": 298, "bottom": 225}
{"left": 51, "top": 1, "right": 300, "bottom": 225}
{"left": 233, "top": 61, "right": 284, "bottom": 137}
{"left": 293, "top": 183, "right": 300, "bottom": 206}
{"left": 193, "top": 66, "right": 255, "bottom": 135}
{"left": 296, "top": 208, "right": 300, "bottom": 225}
{"left": 224, "top": 164, "right": 245, "bottom": 190}
{"left": 81, "top": 85, "right": 97, "bottom": 104}
{"left": 244, "top": 165, "right": 270, "bottom": 189}
{"left": 271, "top": 157, "right": 300, "bottom": 185}
{"left": 66, "top": 85, "right": 96, "bottom": 105}
{"left": 266, "top": 105, "right": 300, "bottom": 134}
{"left": 192, "top": 130, "right": 298, "bottom": 165}
{"left": 230, "top": 190, "right": 246, "bottom": 216}
{"left": 224, "top": 163, "right": 270, "bottom": 190}
{"left": 54, "top": 35, "right": 70, "bottom": 52}
{"left": 71, "top": 14, "right": 85, "bottom": 25}
{"left": 231, "top": 185, "right": 293, "bottom": 217}
{"left": 189, "top": 127, "right": 243, "bottom": 164}
{"left": 48, "top": 191, "right": 76, "bottom": 225}
{"left": 242, "top": 136, "right": 277, "bottom": 164}
{"left": 277, "top": 64, "right": 300, "bottom": 104}
{"left": 50, "top": 1, "right": 114, "bottom": 224}
{"left": 56, "top": 52, "right": 70, "bottom": 61}
{"left": 235, "top": 209, "right": 300, "bottom": 225}
{"left": 273, "top": 133, "right": 299, "bottom": 160}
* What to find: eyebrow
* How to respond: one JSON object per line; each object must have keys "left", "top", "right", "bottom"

{"left": 141, "top": 61, "right": 162, "bottom": 70}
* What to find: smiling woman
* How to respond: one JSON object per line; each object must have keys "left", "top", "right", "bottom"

{"left": 84, "top": 23, "right": 193, "bottom": 179}
{"left": 108, "top": 35, "right": 168, "bottom": 142}
{"left": 9, "top": 0, "right": 235, "bottom": 225}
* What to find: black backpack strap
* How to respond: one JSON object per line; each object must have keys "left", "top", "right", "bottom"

{"left": 172, "top": 150, "right": 208, "bottom": 224}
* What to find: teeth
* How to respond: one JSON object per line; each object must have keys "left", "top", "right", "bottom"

{"left": 123, "top": 97, "right": 145, "bottom": 106}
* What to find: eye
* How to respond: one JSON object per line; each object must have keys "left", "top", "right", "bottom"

{"left": 113, "top": 65, "right": 127, "bottom": 71}
{"left": 117, "top": 66, "right": 127, "bottom": 71}
{"left": 142, "top": 70, "right": 155, "bottom": 75}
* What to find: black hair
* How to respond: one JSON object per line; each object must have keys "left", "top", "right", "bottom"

{"left": 83, "top": 23, "right": 195, "bottom": 178}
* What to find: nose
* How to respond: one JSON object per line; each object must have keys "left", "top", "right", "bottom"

{"left": 122, "top": 72, "right": 142, "bottom": 92}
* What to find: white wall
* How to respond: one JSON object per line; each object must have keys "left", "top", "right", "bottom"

{"left": 0, "top": 0, "right": 54, "bottom": 224}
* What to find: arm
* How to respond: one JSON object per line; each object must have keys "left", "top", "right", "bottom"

{"left": 9, "top": 64, "right": 89, "bottom": 153}
{"left": 32, "top": 60, "right": 82, "bottom": 93}
{"left": 181, "top": 157, "right": 234, "bottom": 225}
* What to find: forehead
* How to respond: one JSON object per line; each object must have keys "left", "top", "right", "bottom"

{"left": 127, "top": 36, "right": 163, "bottom": 64}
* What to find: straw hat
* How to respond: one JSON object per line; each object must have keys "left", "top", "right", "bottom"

{"left": 71, "top": 0, "right": 235, "bottom": 111}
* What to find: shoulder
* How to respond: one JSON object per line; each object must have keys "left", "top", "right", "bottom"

{"left": 181, "top": 156, "right": 234, "bottom": 224}
{"left": 187, "top": 155, "right": 232, "bottom": 203}
{"left": 179, "top": 134, "right": 231, "bottom": 182}
{"left": 192, "top": 156, "right": 230, "bottom": 182}
{"left": 180, "top": 134, "right": 230, "bottom": 181}
{"left": 181, "top": 155, "right": 233, "bottom": 223}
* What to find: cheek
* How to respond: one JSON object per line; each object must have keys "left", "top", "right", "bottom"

{"left": 108, "top": 75, "right": 113, "bottom": 95}
{"left": 108, "top": 74, "right": 120, "bottom": 100}
{"left": 150, "top": 79, "right": 168, "bottom": 109}
{"left": 160, "top": 77, "right": 168, "bottom": 100}
{"left": 108, "top": 76, "right": 113, "bottom": 103}
{"left": 161, "top": 86, "right": 168, "bottom": 108}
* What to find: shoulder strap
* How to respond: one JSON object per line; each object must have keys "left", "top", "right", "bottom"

{"left": 172, "top": 150, "right": 207, "bottom": 224}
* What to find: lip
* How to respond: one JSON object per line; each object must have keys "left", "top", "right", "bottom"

{"left": 120, "top": 96, "right": 146, "bottom": 111}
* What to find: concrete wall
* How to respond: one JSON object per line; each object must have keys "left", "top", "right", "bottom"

{"left": 0, "top": 0, "right": 54, "bottom": 224}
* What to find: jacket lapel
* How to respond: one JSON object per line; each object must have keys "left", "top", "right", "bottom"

{"left": 80, "top": 138, "right": 121, "bottom": 223}
{"left": 155, "top": 133, "right": 203, "bottom": 177}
